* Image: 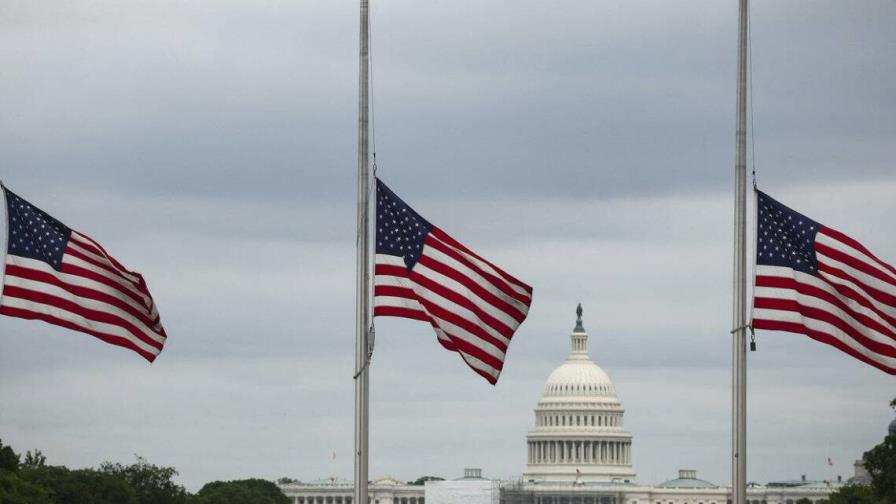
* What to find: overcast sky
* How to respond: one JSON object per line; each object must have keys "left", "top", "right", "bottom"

{"left": 1, "top": 0, "right": 895, "bottom": 492}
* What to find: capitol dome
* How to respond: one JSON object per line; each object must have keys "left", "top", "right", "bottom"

{"left": 523, "top": 305, "right": 636, "bottom": 483}
{"left": 542, "top": 356, "right": 616, "bottom": 398}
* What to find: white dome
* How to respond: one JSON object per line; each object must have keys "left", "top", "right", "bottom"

{"left": 543, "top": 360, "right": 617, "bottom": 398}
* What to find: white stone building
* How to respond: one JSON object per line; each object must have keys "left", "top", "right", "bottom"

{"left": 523, "top": 305, "right": 635, "bottom": 484}
{"left": 280, "top": 305, "right": 877, "bottom": 504}
{"left": 426, "top": 468, "right": 501, "bottom": 504}
{"left": 501, "top": 306, "right": 846, "bottom": 504}
{"left": 278, "top": 476, "right": 424, "bottom": 504}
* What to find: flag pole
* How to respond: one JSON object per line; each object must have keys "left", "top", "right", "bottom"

{"left": 354, "top": 0, "right": 371, "bottom": 503}
{"left": 732, "top": 1, "right": 749, "bottom": 504}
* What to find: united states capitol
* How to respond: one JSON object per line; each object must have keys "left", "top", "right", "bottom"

{"left": 279, "top": 306, "right": 887, "bottom": 504}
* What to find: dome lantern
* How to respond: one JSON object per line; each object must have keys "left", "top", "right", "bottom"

{"left": 570, "top": 303, "right": 588, "bottom": 357}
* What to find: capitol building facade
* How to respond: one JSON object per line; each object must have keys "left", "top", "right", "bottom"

{"left": 280, "top": 306, "right": 878, "bottom": 504}
{"left": 522, "top": 306, "right": 635, "bottom": 485}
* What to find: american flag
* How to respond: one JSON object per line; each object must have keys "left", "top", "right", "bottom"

{"left": 752, "top": 190, "right": 896, "bottom": 374}
{"left": 0, "top": 186, "right": 166, "bottom": 361}
{"left": 372, "top": 178, "right": 532, "bottom": 384}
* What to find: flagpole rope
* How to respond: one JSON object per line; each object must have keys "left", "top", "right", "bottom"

{"left": 730, "top": 324, "right": 752, "bottom": 335}
{"left": 366, "top": 0, "right": 377, "bottom": 358}
{"left": 0, "top": 186, "right": 7, "bottom": 299}
{"left": 747, "top": 182, "right": 759, "bottom": 351}
{"left": 369, "top": 1, "right": 378, "bottom": 180}
{"left": 367, "top": 1, "right": 377, "bottom": 350}
{"left": 746, "top": 2, "right": 758, "bottom": 352}
{"left": 353, "top": 325, "right": 375, "bottom": 379}
{"left": 748, "top": 1, "right": 758, "bottom": 190}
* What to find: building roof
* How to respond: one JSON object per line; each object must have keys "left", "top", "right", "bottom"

{"left": 455, "top": 468, "right": 488, "bottom": 481}
{"left": 304, "top": 477, "right": 352, "bottom": 486}
{"left": 659, "top": 470, "right": 718, "bottom": 489}
{"left": 657, "top": 478, "right": 719, "bottom": 489}
{"left": 766, "top": 479, "right": 843, "bottom": 490}
{"left": 795, "top": 481, "right": 844, "bottom": 490}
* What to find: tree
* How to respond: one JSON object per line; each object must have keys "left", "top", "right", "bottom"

{"left": 21, "top": 450, "right": 46, "bottom": 471}
{"left": 795, "top": 498, "right": 812, "bottom": 504}
{"left": 0, "top": 439, "right": 50, "bottom": 504}
{"left": 860, "top": 396, "right": 896, "bottom": 503}
{"left": 17, "top": 463, "right": 137, "bottom": 504}
{"left": 0, "top": 470, "right": 53, "bottom": 504}
{"left": 196, "top": 479, "right": 289, "bottom": 504}
{"left": 0, "top": 440, "right": 19, "bottom": 473}
{"left": 826, "top": 484, "right": 877, "bottom": 504}
{"left": 100, "top": 456, "right": 191, "bottom": 504}
{"left": 409, "top": 476, "right": 444, "bottom": 485}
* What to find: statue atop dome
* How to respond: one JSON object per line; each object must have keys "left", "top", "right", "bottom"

{"left": 574, "top": 303, "right": 585, "bottom": 333}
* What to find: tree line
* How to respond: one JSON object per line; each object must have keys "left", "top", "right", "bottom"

{"left": 0, "top": 442, "right": 288, "bottom": 504}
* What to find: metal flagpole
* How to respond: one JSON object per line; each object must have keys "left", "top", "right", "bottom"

{"left": 732, "top": 1, "right": 749, "bottom": 504}
{"left": 354, "top": 0, "right": 371, "bottom": 503}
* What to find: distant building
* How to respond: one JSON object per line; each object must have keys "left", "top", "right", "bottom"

{"left": 280, "top": 306, "right": 883, "bottom": 504}
{"left": 426, "top": 468, "right": 500, "bottom": 504}
{"left": 278, "top": 476, "right": 423, "bottom": 504}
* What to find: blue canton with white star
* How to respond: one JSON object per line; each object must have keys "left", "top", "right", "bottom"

{"left": 756, "top": 190, "right": 820, "bottom": 276}
{"left": 375, "top": 178, "right": 433, "bottom": 271}
{"left": 4, "top": 188, "right": 72, "bottom": 271}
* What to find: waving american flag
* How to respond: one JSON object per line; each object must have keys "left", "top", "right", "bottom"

{"left": 373, "top": 178, "right": 532, "bottom": 384}
{"left": 0, "top": 186, "right": 166, "bottom": 361}
{"left": 752, "top": 190, "right": 896, "bottom": 374}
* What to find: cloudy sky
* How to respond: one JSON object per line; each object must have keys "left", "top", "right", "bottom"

{"left": 1, "top": 0, "right": 894, "bottom": 491}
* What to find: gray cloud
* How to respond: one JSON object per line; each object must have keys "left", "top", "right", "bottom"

{"left": 1, "top": 0, "right": 895, "bottom": 493}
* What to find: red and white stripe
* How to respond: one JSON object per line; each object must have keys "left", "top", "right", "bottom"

{"left": 0, "top": 230, "right": 166, "bottom": 362}
{"left": 374, "top": 227, "right": 532, "bottom": 384}
{"left": 753, "top": 226, "right": 896, "bottom": 374}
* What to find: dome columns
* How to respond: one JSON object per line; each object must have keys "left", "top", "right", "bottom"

{"left": 527, "top": 439, "right": 632, "bottom": 466}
